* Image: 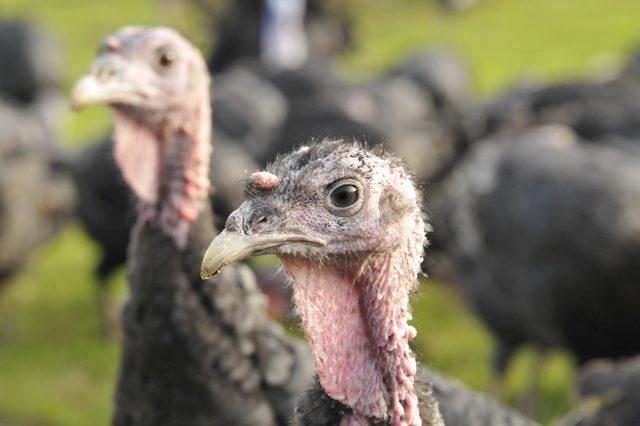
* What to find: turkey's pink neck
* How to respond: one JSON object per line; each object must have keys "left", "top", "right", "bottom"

{"left": 282, "top": 240, "right": 422, "bottom": 426}
{"left": 113, "top": 94, "right": 211, "bottom": 248}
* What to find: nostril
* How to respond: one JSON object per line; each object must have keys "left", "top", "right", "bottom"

{"left": 97, "top": 65, "right": 116, "bottom": 82}
{"left": 247, "top": 206, "right": 274, "bottom": 234}
{"left": 251, "top": 216, "right": 268, "bottom": 233}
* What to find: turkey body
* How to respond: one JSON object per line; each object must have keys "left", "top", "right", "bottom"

{"left": 292, "top": 368, "right": 537, "bottom": 426}
{"left": 433, "top": 125, "right": 640, "bottom": 368}
{"left": 68, "top": 137, "right": 133, "bottom": 281}
{"left": 0, "top": 99, "right": 75, "bottom": 283}
{"left": 563, "top": 356, "right": 640, "bottom": 426}
{"left": 115, "top": 205, "right": 312, "bottom": 425}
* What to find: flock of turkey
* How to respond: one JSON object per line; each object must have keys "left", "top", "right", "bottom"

{"left": 1, "top": 2, "right": 640, "bottom": 425}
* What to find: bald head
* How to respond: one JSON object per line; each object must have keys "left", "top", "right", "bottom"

{"left": 202, "top": 139, "right": 428, "bottom": 425}
{"left": 202, "top": 139, "right": 425, "bottom": 275}
{"left": 71, "top": 26, "right": 212, "bottom": 247}
{"left": 72, "top": 26, "right": 209, "bottom": 118}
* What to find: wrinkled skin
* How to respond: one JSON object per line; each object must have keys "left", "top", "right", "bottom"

{"left": 203, "top": 140, "right": 435, "bottom": 426}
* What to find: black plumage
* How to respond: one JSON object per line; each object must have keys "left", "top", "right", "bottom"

{"left": 432, "top": 124, "right": 640, "bottom": 375}
{"left": 68, "top": 137, "right": 134, "bottom": 282}
{"left": 470, "top": 72, "right": 640, "bottom": 142}
{"left": 293, "top": 370, "right": 537, "bottom": 426}
{"left": 562, "top": 357, "right": 640, "bottom": 426}
{"left": 0, "top": 20, "right": 60, "bottom": 105}
{"left": 115, "top": 207, "right": 312, "bottom": 425}
{"left": 429, "top": 52, "right": 640, "bottom": 386}
{"left": 202, "top": 139, "right": 537, "bottom": 426}
{"left": 263, "top": 52, "right": 470, "bottom": 185}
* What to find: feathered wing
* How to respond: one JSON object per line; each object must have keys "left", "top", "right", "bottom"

{"left": 114, "top": 206, "right": 313, "bottom": 426}
{"left": 419, "top": 369, "right": 538, "bottom": 426}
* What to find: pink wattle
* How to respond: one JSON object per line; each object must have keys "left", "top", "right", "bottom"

{"left": 112, "top": 91, "right": 211, "bottom": 248}
{"left": 283, "top": 258, "right": 389, "bottom": 419}
{"left": 283, "top": 249, "right": 423, "bottom": 426}
{"left": 114, "top": 111, "right": 161, "bottom": 204}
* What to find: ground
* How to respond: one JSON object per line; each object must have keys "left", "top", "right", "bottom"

{"left": 1, "top": 0, "right": 639, "bottom": 424}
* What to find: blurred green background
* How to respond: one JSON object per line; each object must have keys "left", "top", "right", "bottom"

{"left": 1, "top": 0, "right": 640, "bottom": 424}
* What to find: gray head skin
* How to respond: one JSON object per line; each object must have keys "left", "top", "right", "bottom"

{"left": 71, "top": 26, "right": 211, "bottom": 247}
{"left": 203, "top": 140, "right": 434, "bottom": 425}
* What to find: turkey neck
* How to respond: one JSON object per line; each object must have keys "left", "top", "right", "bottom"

{"left": 118, "top": 200, "right": 287, "bottom": 426}
{"left": 282, "top": 236, "right": 424, "bottom": 426}
{"left": 113, "top": 87, "right": 211, "bottom": 248}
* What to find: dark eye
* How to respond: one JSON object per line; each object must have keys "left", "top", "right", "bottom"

{"left": 157, "top": 48, "right": 175, "bottom": 67}
{"left": 329, "top": 184, "right": 359, "bottom": 208}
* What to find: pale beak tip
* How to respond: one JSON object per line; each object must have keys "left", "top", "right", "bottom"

{"left": 69, "top": 74, "right": 107, "bottom": 111}
{"left": 200, "top": 263, "right": 222, "bottom": 280}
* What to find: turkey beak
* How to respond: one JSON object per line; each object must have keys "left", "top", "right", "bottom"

{"left": 201, "top": 230, "right": 325, "bottom": 279}
{"left": 70, "top": 66, "right": 139, "bottom": 110}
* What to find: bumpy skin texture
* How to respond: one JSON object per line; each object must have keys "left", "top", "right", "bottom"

{"left": 70, "top": 133, "right": 258, "bottom": 282}
{"left": 115, "top": 206, "right": 312, "bottom": 426}
{"left": 217, "top": 140, "right": 536, "bottom": 426}
{"left": 231, "top": 140, "right": 432, "bottom": 425}
{"left": 73, "top": 49, "right": 469, "bottom": 284}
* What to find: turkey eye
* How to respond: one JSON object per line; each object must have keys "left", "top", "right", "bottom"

{"left": 329, "top": 184, "right": 359, "bottom": 208}
{"left": 157, "top": 48, "right": 175, "bottom": 67}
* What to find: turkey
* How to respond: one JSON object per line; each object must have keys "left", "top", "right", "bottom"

{"left": 469, "top": 77, "right": 640, "bottom": 143}
{"left": 70, "top": 26, "right": 313, "bottom": 425}
{"left": 261, "top": 50, "right": 471, "bottom": 185}
{"left": 66, "top": 64, "right": 288, "bottom": 332}
{"left": 431, "top": 123, "right": 640, "bottom": 402}
{"left": 429, "top": 52, "right": 640, "bottom": 392}
{"left": 0, "top": 19, "right": 74, "bottom": 286}
{"left": 0, "top": 97, "right": 75, "bottom": 284}
{"left": 202, "top": 139, "right": 536, "bottom": 425}
{"left": 0, "top": 20, "right": 60, "bottom": 102}
{"left": 0, "top": 20, "right": 65, "bottom": 136}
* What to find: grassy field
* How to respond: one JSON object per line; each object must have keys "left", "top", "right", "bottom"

{"left": 1, "top": 0, "right": 640, "bottom": 424}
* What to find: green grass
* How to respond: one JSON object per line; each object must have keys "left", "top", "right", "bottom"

{"left": 344, "top": 0, "right": 640, "bottom": 95}
{"left": 0, "top": 226, "right": 124, "bottom": 426}
{"left": 1, "top": 0, "right": 639, "bottom": 424}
